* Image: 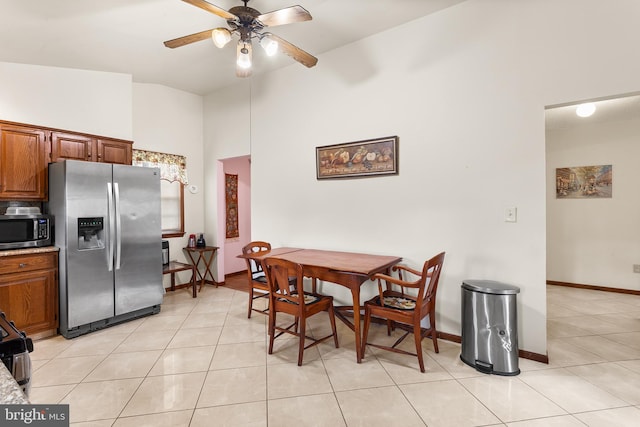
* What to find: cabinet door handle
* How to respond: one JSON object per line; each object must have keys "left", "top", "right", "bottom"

{"left": 19, "top": 263, "right": 27, "bottom": 268}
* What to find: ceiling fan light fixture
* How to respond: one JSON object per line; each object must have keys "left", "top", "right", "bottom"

{"left": 260, "top": 35, "right": 279, "bottom": 56}
{"left": 211, "top": 27, "right": 232, "bottom": 48}
{"left": 237, "top": 42, "right": 252, "bottom": 69}
{"left": 164, "top": 1, "right": 318, "bottom": 76}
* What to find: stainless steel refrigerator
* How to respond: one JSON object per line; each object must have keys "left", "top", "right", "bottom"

{"left": 48, "top": 160, "right": 163, "bottom": 338}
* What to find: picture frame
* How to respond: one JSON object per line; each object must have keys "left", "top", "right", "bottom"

{"left": 555, "top": 164, "right": 612, "bottom": 199}
{"left": 316, "top": 136, "right": 398, "bottom": 179}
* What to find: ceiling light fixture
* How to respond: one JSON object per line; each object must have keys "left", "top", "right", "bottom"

{"left": 211, "top": 28, "right": 232, "bottom": 48}
{"left": 260, "top": 34, "right": 278, "bottom": 56}
{"left": 576, "top": 103, "right": 596, "bottom": 118}
{"left": 237, "top": 41, "right": 252, "bottom": 69}
{"left": 164, "top": 0, "right": 318, "bottom": 78}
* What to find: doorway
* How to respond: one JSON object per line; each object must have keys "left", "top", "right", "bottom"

{"left": 216, "top": 155, "right": 252, "bottom": 280}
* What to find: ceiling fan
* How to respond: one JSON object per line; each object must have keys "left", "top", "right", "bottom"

{"left": 164, "top": 0, "right": 318, "bottom": 77}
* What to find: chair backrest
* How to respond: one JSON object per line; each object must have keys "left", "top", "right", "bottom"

{"left": 263, "top": 257, "right": 304, "bottom": 305}
{"left": 417, "top": 251, "right": 445, "bottom": 314}
{"left": 242, "top": 241, "right": 271, "bottom": 280}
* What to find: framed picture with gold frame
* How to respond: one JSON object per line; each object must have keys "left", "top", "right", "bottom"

{"left": 316, "top": 136, "right": 398, "bottom": 179}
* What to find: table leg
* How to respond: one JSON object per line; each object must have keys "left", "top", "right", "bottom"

{"left": 191, "top": 266, "right": 197, "bottom": 298}
{"left": 185, "top": 250, "right": 204, "bottom": 290}
{"left": 351, "top": 287, "right": 363, "bottom": 363}
{"left": 334, "top": 289, "right": 364, "bottom": 363}
{"left": 201, "top": 251, "right": 218, "bottom": 287}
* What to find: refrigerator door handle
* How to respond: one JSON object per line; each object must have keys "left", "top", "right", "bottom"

{"left": 114, "top": 182, "right": 122, "bottom": 270}
{"left": 107, "top": 182, "right": 115, "bottom": 272}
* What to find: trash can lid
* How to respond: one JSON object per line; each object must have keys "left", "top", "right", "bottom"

{"left": 462, "top": 280, "right": 520, "bottom": 295}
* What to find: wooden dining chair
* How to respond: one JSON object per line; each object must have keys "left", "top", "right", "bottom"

{"left": 263, "top": 257, "right": 339, "bottom": 366}
{"left": 242, "top": 241, "right": 272, "bottom": 318}
{"left": 361, "top": 251, "right": 445, "bottom": 372}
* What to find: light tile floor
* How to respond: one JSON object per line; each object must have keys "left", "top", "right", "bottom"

{"left": 28, "top": 284, "right": 640, "bottom": 426}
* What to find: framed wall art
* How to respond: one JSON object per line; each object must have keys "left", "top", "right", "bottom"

{"left": 555, "top": 164, "right": 612, "bottom": 199}
{"left": 316, "top": 136, "right": 398, "bottom": 179}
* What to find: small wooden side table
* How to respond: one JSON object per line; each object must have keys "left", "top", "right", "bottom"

{"left": 183, "top": 246, "right": 219, "bottom": 290}
{"left": 163, "top": 261, "right": 198, "bottom": 298}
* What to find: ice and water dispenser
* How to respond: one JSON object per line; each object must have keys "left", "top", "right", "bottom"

{"left": 77, "top": 217, "right": 105, "bottom": 250}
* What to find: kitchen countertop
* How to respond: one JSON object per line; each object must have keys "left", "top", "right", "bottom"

{"left": 0, "top": 246, "right": 59, "bottom": 257}
{"left": 0, "top": 363, "right": 29, "bottom": 404}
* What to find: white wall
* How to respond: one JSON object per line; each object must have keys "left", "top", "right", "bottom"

{"left": 203, "top": 0, "right": 640, "bottom": 356}
{"left": 132, "top": 83, "right": 205, "bottom": 281}
{"left": 0, "top": 65, "right": 206, "bottom": 287}
{"left": 0, "top": 62, "right": 132, "bottom": 139}
{"left": 203, "top": 82, "right": 252, "bottom": 280}
{"left": 547, "top": 115, "right": 640, "bottom": 290}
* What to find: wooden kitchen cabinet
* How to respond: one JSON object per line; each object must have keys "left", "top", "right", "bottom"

{"left": 96, "top": 138, "right": 132, "bottom": 164}
{"left": 50, "top": 131, "right": 95, "bottom": 162}
{"left": 0, "top": 119, "right": 134, "bottom": 200}
{"left": 0, "top": 123, "right": 48, "bottom": 200}
{"left": 51, "top": 132, "right": 132, "bottom": 164}
{"left": 0, "top": 251, "right": 58, "bottom": 336}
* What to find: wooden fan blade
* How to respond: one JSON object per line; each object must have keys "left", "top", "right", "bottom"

{"left": 182, "top": 0, "right": 237, "bottom": 20}
{"left": 268, "top": 33, "right": 317, "bottom": 68}
{"left": 236, "top": 42, "right": 252, "bottom": 78}
{"left": 164, "top": 29, "right": 214, "bottom": 48}
{"left": 257, "top": 5, "right": 312, "bottom": 27}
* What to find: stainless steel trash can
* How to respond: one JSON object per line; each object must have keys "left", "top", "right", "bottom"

{"left": 460, "top": 280, "right": 520, "bottom": 376}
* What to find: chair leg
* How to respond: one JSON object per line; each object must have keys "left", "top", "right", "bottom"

{"left": 414, "top": 323, "right": 425, "bottom": 373}
{"left": 247, "top": 289, "right": 253, "bottom": 318}
{"left": 361, "top": 305, "right": 371, "bottom": 357}
{"left": 268, "top": 311, "right": 276, "bottom": 355}
{"left": 328, "top": 304, "right": 339, "bottom": 348}
{"left": 297, "top": 318, "right": 306, "bottom": 366}
{"left": 430, "top": 311, "right": 439, "bottom": 353}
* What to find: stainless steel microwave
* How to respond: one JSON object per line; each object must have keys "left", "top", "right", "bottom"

{"left": 0, "top": 214, "right": 53, "bottom": 250}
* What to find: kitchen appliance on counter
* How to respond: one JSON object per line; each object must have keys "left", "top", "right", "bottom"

{"left": 0, "top": 207, "right": 52, "bottom": 250}
{"left": 162, "top": 240, "right": 169, "bottom": 265}
{"left": 0, "top": 311, "right": 33, "bottom": 397}
{"left": 48, "top": 160, "right": 163, "bottom": 338}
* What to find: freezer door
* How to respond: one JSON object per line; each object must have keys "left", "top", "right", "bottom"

{"left": 63, "top": 161, "right": 115, "bottom": 328}
{"left": 113, "top": 164, "right": 163, "bottom": 315}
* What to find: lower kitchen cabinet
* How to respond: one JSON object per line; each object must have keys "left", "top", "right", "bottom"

{"left": 0, "top": 251, "right": 58, "bottom": 337}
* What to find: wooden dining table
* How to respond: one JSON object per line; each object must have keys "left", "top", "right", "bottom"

{"left": 239, "top": 247, "right": 402, "bottom": 363}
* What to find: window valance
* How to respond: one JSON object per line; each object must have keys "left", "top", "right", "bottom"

{"left": 132, "top": 149, "right": 189, "bottom": 185}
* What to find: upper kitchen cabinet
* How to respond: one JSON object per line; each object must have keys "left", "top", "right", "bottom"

{"left": 50, "top": 131, "right": 94, "bottom": 162}
{"left": 0, "top": 123, "right": 48, "bottom": 200}
{"left": 0, "top": 120, "right": 134, "bottom": 201}
{"left": 51, "top": 133, "right": 132, "bottom": 164}
{"left": 96, "top": 138, "right": 132, "bottom": 165}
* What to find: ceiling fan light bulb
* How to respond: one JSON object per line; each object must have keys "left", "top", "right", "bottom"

{"left": 237, "top": 47, "right": 252, "bottom": 69}
{"left": 261, "top": 38, "right": 278, "bottom": 56}
{"left": 212, "top": 28, "right": 231, "bottom": 48}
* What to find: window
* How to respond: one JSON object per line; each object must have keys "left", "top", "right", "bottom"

{"left": 132, "top": 149, "right": 188, "bottom": 238}
{"left": 160, "top": 179, "right": 185, "bottom": 237}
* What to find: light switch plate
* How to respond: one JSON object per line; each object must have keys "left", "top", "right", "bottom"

{"left": 505, "top": 207, "right": 517, "bottom": 223}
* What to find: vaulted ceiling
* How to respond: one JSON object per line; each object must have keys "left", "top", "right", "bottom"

{"left": 0, "top": 0, "right": 465, "bottom": 95}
